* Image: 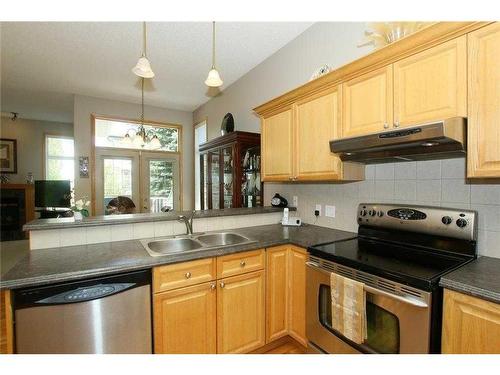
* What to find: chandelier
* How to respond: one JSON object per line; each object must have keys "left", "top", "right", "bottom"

{"left": 121, "top": 22, "right": 161, "bottom": 150}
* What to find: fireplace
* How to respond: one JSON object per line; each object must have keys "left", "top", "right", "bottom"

{"left": 0, "top": 184, "right": 35, "bottom": 241}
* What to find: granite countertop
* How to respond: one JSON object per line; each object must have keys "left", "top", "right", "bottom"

{"left": 24, "top": 206, "right": 294, "bottom": 231}
{"left": 440, "top": 256, "right": 500, "bottom": 304}
{"left": 0, "top": 224, "right": 356, "bottom": 289}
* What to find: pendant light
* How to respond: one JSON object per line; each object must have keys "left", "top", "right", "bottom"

{"left": 205, "top": 21, "right": 223, "bottom": 87}
{"left": 132, "top": 22, "right": 155, "bottom": 78}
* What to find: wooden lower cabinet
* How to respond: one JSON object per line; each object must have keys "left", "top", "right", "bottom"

{"left": 217, "top": 270, "right": 266, "bottom": 353}
{"left": 442, "top": 289, "right": 500, "bottom": 354}
{"left": 153, "top": 281, "right": 217, "bottom": 354}
{"left": 0, "top": 290, "right": 14, "bottom": 354}
{"left": 288, "top": 246, "right": 307, "bottom": 346}
{"left": 266, "top": 245, "right": 308, "bottom": 346}
{"left": 266, "top": 246, "right": 289, "bottom": 342}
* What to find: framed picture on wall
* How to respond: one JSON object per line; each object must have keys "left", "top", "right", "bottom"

{"left": 0, "top": 138, "right": 18, "bottom": 174}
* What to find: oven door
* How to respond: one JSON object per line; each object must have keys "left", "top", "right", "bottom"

{"left": 306, "top": 260, "right": 432, "bottom": 354}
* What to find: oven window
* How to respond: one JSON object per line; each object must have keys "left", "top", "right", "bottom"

{"left": 319, "top": 284, "right": 400, "bottom": 354}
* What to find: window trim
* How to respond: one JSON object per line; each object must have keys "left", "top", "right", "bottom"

{"left": 43, "top": 134, "right": 75, "bottom": 182}
{"left": 193, "top": 119, "right": 208, "bottom": 210}
{"left": 91, "top": 114, "right": 184, "bottom": 215}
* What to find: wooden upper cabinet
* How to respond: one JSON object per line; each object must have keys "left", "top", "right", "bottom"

{"left": 394, "top": 36, "right": 467, "bottom": 127}
{"left": 153, "top": 282, "right": 217, "bottom": 354}
{"left": 217, "top": 270, "right": 265, "bottom": 353}
{"left": 261, "top": 109, "right": 294, "bottom": 181}
{"left": 342, "top": 66, "right": 393, "bottom": 137}
{"left": 295, "top": 88, "right": 342, "bottom": 180}
{"left": 467, "top": 23, "right": 500, "bottom": 178}
{"left": 442, "top": 289, "right": 500, "bottom": 354}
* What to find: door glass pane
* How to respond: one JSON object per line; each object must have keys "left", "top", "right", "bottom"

{"left": 149, "top": 160, "right": 174, "bottom": 213}
{"left": 103, "top": 158, "right": 133, "bottom": 214}
{"left": 210, "top": 151, "right": 220, "bottom": 209}
{"left": 318, "top": 284, "right": 400, "bottom": 354}
{"left": 222, "top": 147, "right": 233, "bottom": 208}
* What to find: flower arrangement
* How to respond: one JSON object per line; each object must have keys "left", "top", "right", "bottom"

{"left": 71, "top": 197, "right": 90, "bottom": 220}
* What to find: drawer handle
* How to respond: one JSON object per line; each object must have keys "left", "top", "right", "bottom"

{"left": 220, "top": 282, "right": 225, "bottom": 288}
{"left": 240, "top": 260, "right": 246, "bottom": 267}
{"left": 210, "top": 283, "right": 216, "bottom": 290}
{"left": 185, "top": 272, "right": 192, "bottom": 279}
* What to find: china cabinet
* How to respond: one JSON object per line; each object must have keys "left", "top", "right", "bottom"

{"left": 199, "top": 131, "right": 262, "bottom": 209}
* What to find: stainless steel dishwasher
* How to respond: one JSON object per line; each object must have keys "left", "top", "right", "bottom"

{"left": 14, "top": 270, "right": 152, "bottom": 354}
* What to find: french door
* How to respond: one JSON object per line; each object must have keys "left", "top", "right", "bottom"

{"left": 95, "top": 148, "right": 180, "bottom": 215}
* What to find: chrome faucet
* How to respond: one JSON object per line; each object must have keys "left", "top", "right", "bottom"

{"left": 178, "top": 210, "right": 196, "bottom": 235}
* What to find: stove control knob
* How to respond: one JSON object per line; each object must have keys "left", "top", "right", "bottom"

{"left": 368, "top": 210, "right": 376, "bottom": 217}
{"left": 456, "top": 218, "right": 468, "bottom": 228}
{"left": 360, "top": 209, "right": 367, "bottom": 217}
{"left": 441, "top": 216, "right": 452, "bottom": 225}
{"left": 377, "top": 211, "right": 384, "bottom": 217}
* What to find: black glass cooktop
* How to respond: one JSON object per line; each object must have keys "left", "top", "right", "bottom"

{"left": 308, "top": 236, "right": 472, "bottom": 290}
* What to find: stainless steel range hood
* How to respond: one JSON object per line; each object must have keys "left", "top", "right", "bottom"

{"left": 330, "top": 117, "right": 466, "bottom": 164}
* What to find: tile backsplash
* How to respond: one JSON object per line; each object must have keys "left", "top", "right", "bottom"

{"left": 264, "top": 158, "right": 500, "bottom": 258}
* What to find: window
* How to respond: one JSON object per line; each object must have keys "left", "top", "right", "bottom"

{"left": 45, "top": 135, "right": 75, "bottom": 186}
{"left": 94, "top": 117, "right": 179, "bottom": 152}
{"left": 194, "top": 121, "right": 207, "bottom": 210}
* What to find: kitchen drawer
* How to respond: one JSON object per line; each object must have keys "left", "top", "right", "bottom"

{"left": 153, "top": 258, "right": 216, "bottom": 293}
{"left": 216, "top": 249, "right": 265, "bottom": 279}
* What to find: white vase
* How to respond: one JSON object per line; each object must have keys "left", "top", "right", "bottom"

{"left": 74, "top": 211, "right": 83, "bottom": 221}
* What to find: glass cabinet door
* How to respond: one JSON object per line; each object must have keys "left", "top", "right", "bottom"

{"left": 209, "top": 150, "right": 220, "bottom": 209}
{"left": 222, "top": 146, "right": 234, "bottom": 208}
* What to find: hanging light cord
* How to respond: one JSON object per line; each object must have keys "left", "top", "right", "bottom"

{"left": 141, "top": 78, "right": 145, "bottom": 126}
{"left": 143, "top": 21, "right": 147, "bottom": 57}
{"left": 211, "top": 21, "right": 216, "bottom": 68}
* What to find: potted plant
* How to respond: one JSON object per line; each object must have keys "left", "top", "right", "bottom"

{"left": 71, "top": 198, "right": 90, "bottom": 221}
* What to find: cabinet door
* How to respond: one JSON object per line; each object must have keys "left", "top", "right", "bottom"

{"left": 288, "top": 246, "right": 307, "bottom": 346}
{"left": 261, "top": 109, "right": 294, "bottom": 181}
{"left": 217, "top": 270, "right": 265, "bottom": 353}
{"left": 154, "top": 282, "right": 217, "bottom": 354}
{"left": 266, "top": 246, "right": 289, "bottom": 342}
{"left": 295, "top": 88, "right": 342, "bottom": 180}
{"left": 442, "top": 289, "right": 500, "bottom": 354}
{"left": 467, "top": 23, "right": 500, "bottom": 178}
{"left": 394, "top": 36, "right": 466, "bottom": 127}
{"left": 342, "top": 66, "right": 393, "bottom": 137}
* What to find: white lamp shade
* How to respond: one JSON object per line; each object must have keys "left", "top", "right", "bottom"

{"left": 205, "top": 68, "right": 223, "bottom": 87}
{"left": 132, "top": 56, "right": 155, "bottom": 78}
{"left": 133, "top": 133, "right": 145, "bottom": 148}
{"left": 149, "top": 135, "right": 162, "bottom": 150}
{"left": 122, "top": 133, "right": 133, "bottom": 146}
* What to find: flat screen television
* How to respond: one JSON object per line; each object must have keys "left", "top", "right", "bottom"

{"left": 35, "top": 180, "right": 71, "bottom": 208}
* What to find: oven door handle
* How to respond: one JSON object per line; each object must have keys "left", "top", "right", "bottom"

{"left": 305, "top": 261, "right": 429, "bottom": 308}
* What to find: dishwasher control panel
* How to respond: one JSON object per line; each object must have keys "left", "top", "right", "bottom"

{"left": 36, "top": 283, "right": 134, "bottom": 304}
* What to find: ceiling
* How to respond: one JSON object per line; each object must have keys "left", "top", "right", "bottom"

{"left": 1, "top": 22, "right": 313, "bottom": 123}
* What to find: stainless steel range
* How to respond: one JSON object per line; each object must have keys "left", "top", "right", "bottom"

{"left": 306, "top": 203, "right": 477, "bottom": 354}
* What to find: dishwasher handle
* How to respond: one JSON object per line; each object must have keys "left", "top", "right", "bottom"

{"left": 35, "top": 282, "right": 136, "bottom": 304}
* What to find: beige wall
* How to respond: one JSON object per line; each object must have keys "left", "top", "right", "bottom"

{"left": 193, "top": 22, "right": 372, "bottom": 138}
{"left": 73, "top": 95, "right": 194, "bottom": 212}
{"left": 192, "top": 22, "right": 500, "bottom": 259}
{"left": 0, "top": 117, "right": 73, "bottom": 183}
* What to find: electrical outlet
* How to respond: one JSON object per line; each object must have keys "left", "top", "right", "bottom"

{"left": 325, "top": 205, "right": 336, "bottom": 218}
{"left": 315, "top": 204, "right": 322, "bottom": 217}
{"left": 292, "top": 196, "right": 298, "bottom": 207}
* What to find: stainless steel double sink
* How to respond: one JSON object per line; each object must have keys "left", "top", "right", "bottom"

{"left": 140, "top": 232, "right": 256, "bottom": 257}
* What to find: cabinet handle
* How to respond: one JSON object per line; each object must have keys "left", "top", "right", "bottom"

{"left": 394, "top": 121, "right": 400, "bottom": 128}
{"left": 240, "top": 260, "right": 246, "bottom": 267}
{"left": 220, "top": 282, "right": 225, "bottom": 288}
{"left": 185, "top": 272, "right": 192, "bottom": 279}
{"left": 383, "top": 123, "right": 389, "bottom": 129}
{"left": 288, "top": 176, "right": 293, "bottom": 181}
{"left": 210, "top": 283, "right": 216, "bottom": 290}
